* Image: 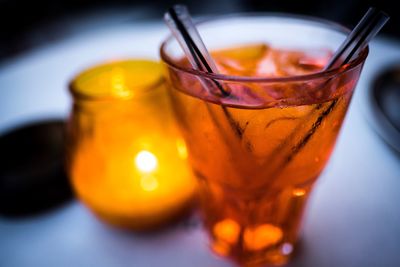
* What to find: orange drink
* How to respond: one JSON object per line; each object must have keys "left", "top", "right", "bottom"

{"left": 161, "top": 15, "right": 367, "bottom": 266}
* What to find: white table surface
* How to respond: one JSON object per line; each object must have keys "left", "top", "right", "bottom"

{"left": 1, "top": 20, "right": 400, "bottom": 267}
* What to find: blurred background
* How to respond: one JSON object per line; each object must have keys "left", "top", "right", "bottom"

{"left": 1, "top": 0, "right": 399, "bottom": 63}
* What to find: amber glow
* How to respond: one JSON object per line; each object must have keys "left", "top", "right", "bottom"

{"left": 244, "top": 224, "right": 283, "bottom": 251}
{"left": 292, "top": 188, "right": 306, "bottom": 197}
{"left": 213, "top": 219, "right": 240, "bottom": 244}
{"left": 68, "top": 60, "right": 197, "bottom": 230}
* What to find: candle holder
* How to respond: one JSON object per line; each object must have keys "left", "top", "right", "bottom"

{"left": 67, "top": 59, "right": 197, "bottom": 230}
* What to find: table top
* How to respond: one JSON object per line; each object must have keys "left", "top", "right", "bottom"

{"left": 0, "top": 20, "right": 400, "bottom": 267}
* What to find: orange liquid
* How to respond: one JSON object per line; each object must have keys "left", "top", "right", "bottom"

{"left": 166, "top": 44, "right": 362, "bottom": 266}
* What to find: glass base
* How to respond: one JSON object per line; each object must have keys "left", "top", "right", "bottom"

{"left": 212, "top": 240, "right": 294, "bottom": 267}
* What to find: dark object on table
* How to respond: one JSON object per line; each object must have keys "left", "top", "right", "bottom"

{"left": 0, "top": 120, "right": 73, "bottom": 218}
{"left": 369, "top": 65, "right": 400, "bottom": 152}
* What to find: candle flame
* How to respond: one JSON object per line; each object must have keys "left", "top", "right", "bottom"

{"left": 135, "top": 150, "right": 158, "bottom": 173}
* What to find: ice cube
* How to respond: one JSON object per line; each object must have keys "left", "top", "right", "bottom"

{"left": 256, "top": 50, "right": 280, "bottom": 77}
{"left": 213, "top": 44, "right": 269, "bottom": 76}
{"left": 256, "top": 48, "right": 332, "bottom": 77}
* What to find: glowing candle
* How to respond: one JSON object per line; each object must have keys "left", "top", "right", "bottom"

{"left": 67, "top": 60, "right": 197, "bottom": 230}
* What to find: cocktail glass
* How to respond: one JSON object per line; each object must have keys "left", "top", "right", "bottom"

{"left": 160, "top": 14, "right": 368, "bottom": 266}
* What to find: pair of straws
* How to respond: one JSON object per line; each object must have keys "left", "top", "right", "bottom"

{"left": 163, "top": 5, "right": 389, "bottom": 175}
{"left": 165, "top": 5, "right": 389, "bottom": 96}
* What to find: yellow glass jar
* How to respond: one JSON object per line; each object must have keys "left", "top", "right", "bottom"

{"left": 67, "top": 60, "right": 197, "bottom": 230}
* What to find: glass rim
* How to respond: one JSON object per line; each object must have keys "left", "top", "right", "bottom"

{"left": 159, "top": 12, "right": 369, "bottom": 83}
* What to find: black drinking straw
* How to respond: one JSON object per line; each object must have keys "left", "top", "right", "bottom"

{"left": 165, "top": 5, "right": 229, "bottom": 97}
{"left": 164, "top": 5, "right": 247, "bottom": 138}
{"left": 326, "top": 7, "right": 389, "bottom": 69}
{"left": 276, "top": 7, "right": 389, "bottom": 172}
